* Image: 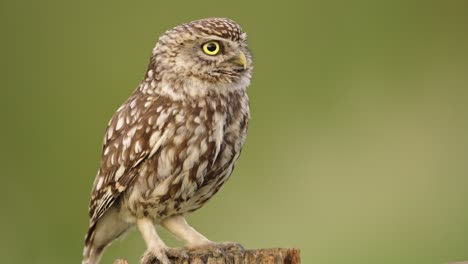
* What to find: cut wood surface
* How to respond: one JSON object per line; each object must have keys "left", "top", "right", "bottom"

{"left": 114, "top": 248, "right": 300, "bottom": 264}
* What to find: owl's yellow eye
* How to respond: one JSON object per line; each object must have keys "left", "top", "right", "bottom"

{"left": 202, "top": 41, "right": 220, "bottom": 55}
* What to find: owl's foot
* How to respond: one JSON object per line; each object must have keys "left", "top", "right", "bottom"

{"left": 141, "top": 247, "right": 189, "bottom": 264}
{"left": 166, "top": 248, "right": 190, "bottom": 261}
{"left": 218, "top": 242, "right": 245, "bottom": 251}
{"left": 141, "top": 248, "right": 170, "bottom": 264}
{"left": 187, "top": 242, "right": 244, "bottom": 257}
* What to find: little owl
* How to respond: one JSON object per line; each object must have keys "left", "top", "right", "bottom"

{"left": 82, "top": 18, "right": 252, "bottom": 264}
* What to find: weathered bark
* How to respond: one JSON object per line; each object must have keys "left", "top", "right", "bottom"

{"left": 114, "top": 248, "right": 300, "bottom": 264}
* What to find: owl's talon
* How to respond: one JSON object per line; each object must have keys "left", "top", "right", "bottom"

{"left": 166, "top": 247, "right": 189, "bottom": 261}
{"left": 187, "top": 243, "right": 224, "bottom": 257}
{"left": 187, "top": 242, "right": 243, "bottom": 257}
{"left": 141, "top": 249, "right": 171, "bottom": 264}
{"left": 220, "top": 242, "right": 244, "bottom": 252}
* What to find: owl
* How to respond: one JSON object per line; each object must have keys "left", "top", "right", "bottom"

{"left": 82, "top": 18, "right": 252, "bottom": 264}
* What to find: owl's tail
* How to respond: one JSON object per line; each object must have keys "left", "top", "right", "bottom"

{"left": 82, "top": 223, "right": 103, "bottom": 264}
{"left": 82, "top": 212, "right": 132, "bottom": 264}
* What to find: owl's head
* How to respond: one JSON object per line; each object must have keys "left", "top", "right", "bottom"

{"left": 147, "top": 18, "right": 252, "bottom": 96}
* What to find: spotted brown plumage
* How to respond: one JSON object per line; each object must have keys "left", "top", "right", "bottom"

{"left": 82, "top": 18, "right": 252, "bottom": 264}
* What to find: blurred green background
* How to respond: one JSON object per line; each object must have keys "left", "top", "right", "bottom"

{"left": 2, "top": 0, "right": 468, "bottom": 263}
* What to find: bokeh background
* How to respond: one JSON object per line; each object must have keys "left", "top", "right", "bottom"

{"left": 2, "top": 0, "right": 468, "bottom": 263}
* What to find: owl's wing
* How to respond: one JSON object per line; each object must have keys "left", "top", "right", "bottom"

{"left": 85, "top": 91, "right": 172, "bottom": 243}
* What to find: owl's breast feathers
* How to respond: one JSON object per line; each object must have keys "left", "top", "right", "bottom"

{"left": 87, "top": 86, "right": 249, "bottom": 239}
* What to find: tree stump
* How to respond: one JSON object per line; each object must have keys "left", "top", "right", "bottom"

{"left": 114, "top": 248, "right": 300, "bottom": 264}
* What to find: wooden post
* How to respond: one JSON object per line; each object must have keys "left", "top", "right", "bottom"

{"left": 114, "top": 248, "right": 300, "bottom": 264}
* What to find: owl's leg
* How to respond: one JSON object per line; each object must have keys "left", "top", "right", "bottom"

{"left": 137, "top": 218, "right": 171, "bottom": 264}
{"left": 161, "top": 215, "right": 211, "bottom": 245}
{"left": 137, "top": 218, "right": 189, "bottom": 264}
{"left": 161, "top": 215, "right": 244, "bottom": 255}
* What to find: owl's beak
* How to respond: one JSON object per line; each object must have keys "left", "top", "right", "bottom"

{"left": 232, "top": 51, "right": 247, "bottom": 70}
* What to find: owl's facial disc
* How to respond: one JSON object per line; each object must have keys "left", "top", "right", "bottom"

{"left": 169, "top": 37, "right": 250, "bottom": 84}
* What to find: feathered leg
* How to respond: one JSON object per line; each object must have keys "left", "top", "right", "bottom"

{"left": 137, "top": 218, "right": 172, "bottom": 264}
{"left": 161, "top": 215, "right": 243, "bottom": 255}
